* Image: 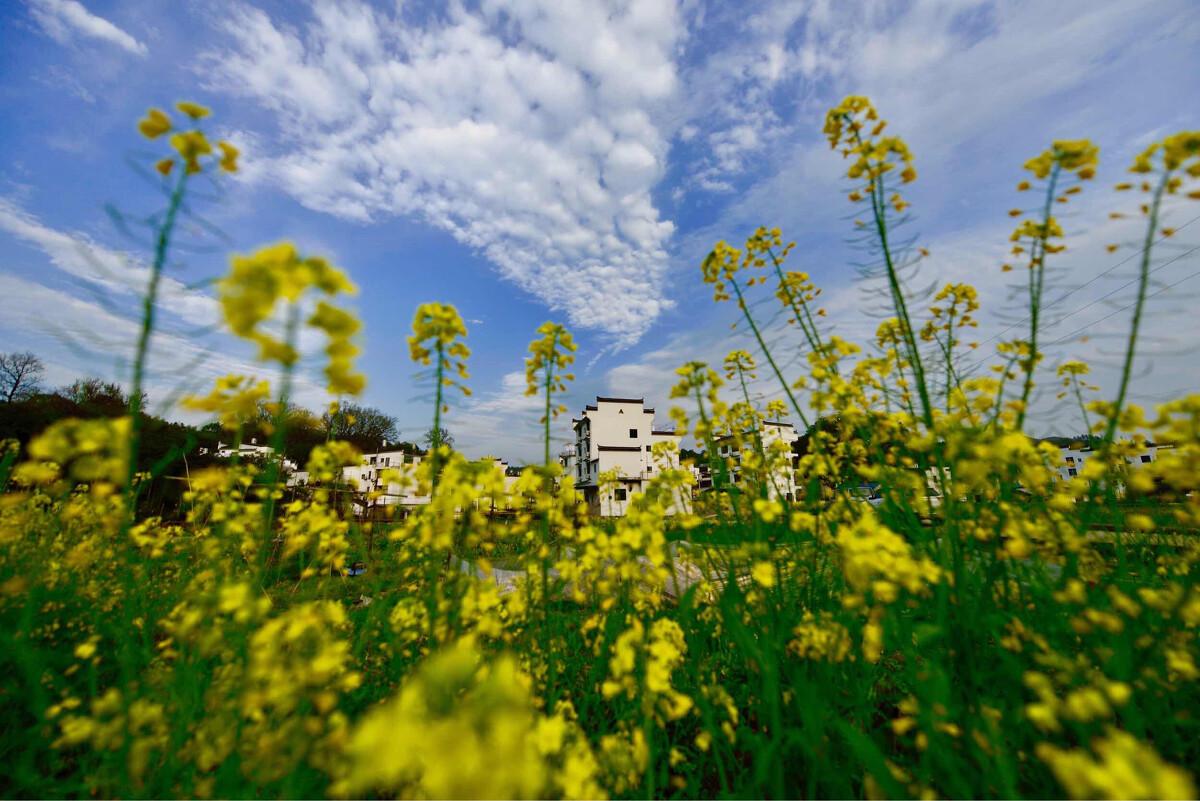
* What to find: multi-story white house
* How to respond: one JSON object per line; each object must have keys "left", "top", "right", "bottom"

{"left": 571, "top": 397, "right": 681, "bottom": 516}
{"left": 343, "top": 448, "right": 430, "bottom": 515}
{"left": 342, "top": 451, "right": 529, "bottom": 517}
{"left": 1056, "top": 440, "right": 1174, "bottom": 482}
{"left": 712, "top": 420, "right": 799, "bottom": 501}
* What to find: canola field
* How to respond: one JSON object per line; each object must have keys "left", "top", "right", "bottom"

{"left": 2, "top": 97, "right": 1199, "bottom": 799}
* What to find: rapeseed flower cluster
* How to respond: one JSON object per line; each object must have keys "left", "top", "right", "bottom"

{"left": 182, "top": 374, "right": 270, "bottom": 431}
{"left": 137, "top": 102, "right": 238, "bottom": 176}
{"left": 824, "top": 95, "right": 916, "bottom": 211}
{"left": 218, "top": 242, "right": 364, "bottom": 396}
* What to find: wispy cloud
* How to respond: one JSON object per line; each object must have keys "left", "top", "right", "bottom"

{"left": 0, "top": 197, "right": 218, "bottom": 328}
{"left": 0, "top": 199, "right": 344, "bottom": 417}
{"left": 27, "top": 0, "right": 147, "bottom": 56}
{"left": 203, "top": 0, "right": 683, "bottom": 349}
{"left": 0, "top": 272, "right": 331, "bottom": 417}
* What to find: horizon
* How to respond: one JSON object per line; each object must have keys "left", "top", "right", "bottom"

{"left": 2, "top": 0, "right": 1198, "bottom": 463}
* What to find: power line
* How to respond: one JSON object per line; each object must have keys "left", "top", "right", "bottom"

{"left": 1038, "top": 244, "right": 1199, "bottom": 334}
{"left": 961, "top": 239, "right": 1200, "bottom": 375}
{"left": 972, "top": 212, "right": 1200, "bottom": 351}
{"left": 1048, "top": 266, "right": 1200, "bottom": 345}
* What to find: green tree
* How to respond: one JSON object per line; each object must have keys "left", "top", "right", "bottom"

{"left": 321, "top": 402, "right": 398, "bottom": 451}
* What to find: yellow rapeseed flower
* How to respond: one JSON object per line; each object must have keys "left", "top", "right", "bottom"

{"left": 175, "top": 101, "right": 211, "bottom": 120}
{"left": 217, "top": 141, "right": 239, "bottom": 173}
{"left": 137, "top": 108, "right": 172, "bottom": 139}
{"left": 169, "top": 130, "right": 212, "bottom": 175}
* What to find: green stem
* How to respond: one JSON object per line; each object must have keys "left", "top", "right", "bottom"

{"left": 125, "top": 169, "right": 188, "bottom": 495}
{"left": 767, "top": 245, "right": 829, "bottom": 361}
{"left": 263, "top": 303, "right": 300, "bottom": 548}
{"left": 1104, "top": 172, "right": 1170, "bottom": 444}
{"left": 728, "top": 275, "right": 810, "bottom": 431}
{"left": 541, "top": 332, "right": 556, "bottom": 700}
{"left": 1072, "top": 376, "right": 1094, "bottom": 438}
{"left": 544, "top": 333, "right": 556, "bottom": 469}
{"left": 431, "top": 341, "right": 444, "bottom": 498}
{"left": 1016, "top": 164, "right": 1061, "bottom": 431}
{"left": 868, "top": 168, "right": 934, "bottom": 430}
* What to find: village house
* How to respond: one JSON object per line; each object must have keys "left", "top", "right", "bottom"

{"left": 711, "top": 420, "right": 800, "bottom": 501}
{"left": 207, "top": 438, "right": 298, "bottom": 472}
{"left": 342, "top": 448, "right": 430, "bottom": 517}
{"left": 1057, "top": 440, "right": 1174, "bottom": 482}
{"left": 571, "top": 397, "right": 681, "bottom": 516}
{"left": 342, "top": 450, "right": 526, "bottom": 517}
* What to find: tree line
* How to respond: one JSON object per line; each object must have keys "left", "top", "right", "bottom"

{"left": 0, "top": 351, "right": 429, "bottom": 473}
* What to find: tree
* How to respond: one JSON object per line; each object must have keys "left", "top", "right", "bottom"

{"left": 0, "top": 352, "right": 45, "bottom": 402}
{"left": 60, "top": 378, "right": 145, "bottom": 417}
{"left": 276, "top": 404, "right": 326, "bottom": 467}
{"left": 423, "top": 426, "right": 454, "bottom": 450}
{"left": 321, "top": 402, "right": 399, "bottom": 451}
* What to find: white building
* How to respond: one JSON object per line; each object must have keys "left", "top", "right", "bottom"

{"left": 343, "top": 448, "right": 430, "bottom": 516}
{"left": 478, "top": 457, "right": 527, "bottom": 513}
{"left": 342, "top": 451, "right": 529, "bottom": 517}
{"left": 712, "top": 420, "right": 799, "bottom": 501}
{"left": 211, "top": 439, "right": 297, "bottom": 472}
{"left": 571, "top": 397, "right": 681, "bottom": 516}
{"left": 1056, "top": 440, "right": 1173, "bottom": 482}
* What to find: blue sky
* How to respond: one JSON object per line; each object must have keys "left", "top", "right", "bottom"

{"left": 2, "top": 0, "right": 1198, "bottom": 461}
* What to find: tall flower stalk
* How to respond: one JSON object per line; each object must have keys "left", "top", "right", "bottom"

{"left": 525, "top": 322, "right": 577, "bottom": 469}
{"left": 824, "top": 96, "right": 933, "bottom": 427}
{"left": 216, "top": 242, "right": 363, "bottom": 537}
{"left": 408, "top": 303, "right": 470, "bottom": 497}
{"left": 702, "top": 234, "right": 810, "bottom": 431}
{"left": 125, "top": 103, "right": 239, "bottom": 495}
{"left": 1103, "top": 132, "right": 1199, "bottom": 443}
{"left": 524, "top": 321, "right": 576, "bottom": 698}
{"left": 1005, "top": 139, "right": 1098, "bottom": 430}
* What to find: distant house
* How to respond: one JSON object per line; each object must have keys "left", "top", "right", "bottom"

{"left": 343, "top": 448, "right": 430, "bottom": 516}
{"left": 1057, "top": 440, "right": 1174, "bottom": 482}
{"left": 711, "top": 420, "right": 799, "bottom": 501}
{"left": 571, "top": 397, "right": 681, "bottom": 516}
{"left": 208, "top": 438, "right": 297, "bottom": 472}
{"left": 342, "top": 450, "right": 526, "bottom": 517}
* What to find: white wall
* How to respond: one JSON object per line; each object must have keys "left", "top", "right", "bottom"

{"left": 571, "top": 398, "right": 681, "bottom": 516}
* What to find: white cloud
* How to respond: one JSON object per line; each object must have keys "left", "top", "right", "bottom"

{"left": 28, "top": 0, "right": 147, "bottom": 56}
{"left": 446, "top": 370, "right": 548, "bottom": 461}
{"left": 0, "top": 273, "right": 331, "bottom": 418}
{"left": 0, "top": 197, "right": 219, "bottom": 329}
{"left": 0, "top": 199, "right": 346, "bottom": 417}
{"left": 203, "top": 0, "right": 683, "bottom": 348}
{"left": 669, "top": 1, "right": 817, "bottom": 193}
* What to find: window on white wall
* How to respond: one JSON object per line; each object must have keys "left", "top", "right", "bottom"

{"left": 629, "top": 428, "right": 637, "bottom": 438}
{"left": 614, "top": 488, "right": 627, "bottom": 501}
